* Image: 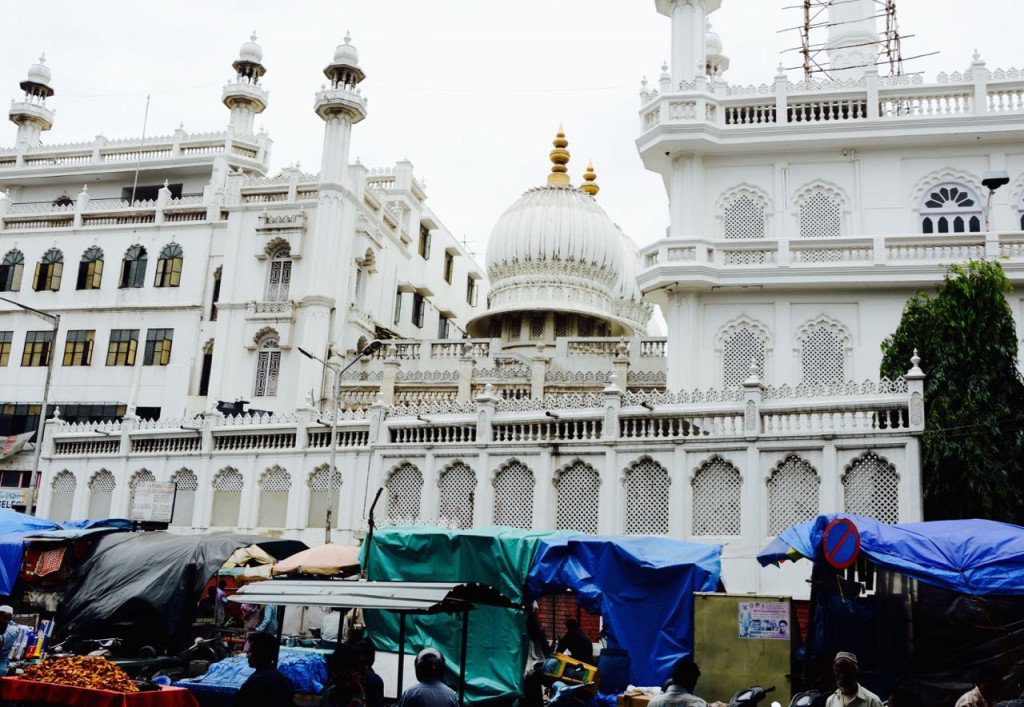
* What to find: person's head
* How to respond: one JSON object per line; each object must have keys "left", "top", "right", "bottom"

{"left": 564, "top": 619, "right": 579, "bottom": 632}
{"left": 415, "top": 647, "right": 446, "bottom": 682}
{"left": 671, "top": 657, "right": 701, "bottom": 693}
{"left": 975, "top": 666, "right": 1002, "bottom": 700}
{"left": 0, "top": 605, "right": 13, "bottom": 631}
{"left": 329, "top": 643, "right": 367, "bottom": 687}
{"left": 356, "top": 638, "right": 376, "bottom": 668}
{"left": 246, "top": 631, "right": 279, "bottom": 669}
{"left": 778, "top": 620, "right": 788, "bottom": 633}
{"left": 834, "top": 652, "right": 860, "bottom": 695}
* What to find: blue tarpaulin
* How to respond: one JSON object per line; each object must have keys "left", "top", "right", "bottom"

{"left": 0, "top": 509, "right": 132, "bottom": 596}
{"left": 757, "top": 514, "right": 1024, "bottom": 595}
{"left": 526, "top": 535, "right": 721, "bottom": 688}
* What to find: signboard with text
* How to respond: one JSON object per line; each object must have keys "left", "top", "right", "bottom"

{"left": 0, "top": 488, "right": 30, "bottom": 510}
{"left": 129, "top": 482, "right": 177, "bottom": 523}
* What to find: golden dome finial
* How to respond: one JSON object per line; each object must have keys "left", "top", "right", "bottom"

{"left": 547, "top": 125, "right": 571, "bottom": 186}
{"left": 580, "top": 160, "right": 599, "bottom": 197}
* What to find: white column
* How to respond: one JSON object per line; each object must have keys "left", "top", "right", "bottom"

{"left": 319, "top": 115, "right": 353, "bottom": 187}
{"left": 820, "top": 442, "right": 840, "bottom": 514}
{"left": 421, "top": 452, "right": 437, "bottom": 523}
{"left": 534, "top": 455, "right": 553, "bottom": 531}
{"left": 670, "top": 1, "right": 708, "bottom": 84}
{"left": 474, "top": 451, "right": 492, "bottom": 527}
{"left": 826, "top": 0, "right": 879, "bottom": 80}
{"left": 670, "top": 447, "right": 688, "bottom": 538}
{"left": 599, "top": 448, "right": 619, "bottom": 534}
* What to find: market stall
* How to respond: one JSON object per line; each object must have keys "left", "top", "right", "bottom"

{"left": 758, "top": 513, "right": 1024, "bottom": 704}
{"left": 0, "top": 678, "right": 197, "bottom": 707}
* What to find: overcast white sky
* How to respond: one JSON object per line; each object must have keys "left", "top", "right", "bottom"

{"left": 1, "top": 1, "right": 1018, "bottom": 260}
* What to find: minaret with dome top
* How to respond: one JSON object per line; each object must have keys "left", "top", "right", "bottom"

{"left": 314, "top": 32, "right": 367, "bottom": 187}
{"left": 655, "top": 0, "right": 721, "bottom": 84}
{"left": 222, "top": 33, "right": 268, "bottom": 137}
{"left": 9, "top": 55, "right": 55, "bottom": 149}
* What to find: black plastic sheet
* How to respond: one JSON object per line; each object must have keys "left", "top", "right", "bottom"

{"left": 57, "top": 532, "right": 305, "bottom": 651}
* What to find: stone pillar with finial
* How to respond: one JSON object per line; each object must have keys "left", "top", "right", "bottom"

{"left": 457, "top": 342, "right": 476, "bottom": 402}
{"left": 905, "top": 349, "right": 926, "bottom": 431}
{"left": 613, "top": 339, "right": 630, "bottom": 390}
{"left": 904, "top": 349, "right": 926, "bottom": 521}
{"left": 475, "top": 384, "right": 498, "bottom": 443}
{"left": 741, "top": 358, "right": 764, "bottom": 439}
{"left": 381, "top": 344, "right": 400, "bottom": 405}
{"left": 602, "top": 374, "right": 623, "bottom": 441}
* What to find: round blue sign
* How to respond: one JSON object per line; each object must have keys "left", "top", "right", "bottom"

{"left": 823, "top": 518, "right": 861, "bottom": 569}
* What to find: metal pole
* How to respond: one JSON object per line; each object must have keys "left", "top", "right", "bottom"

{"left": 26, "top": 313, "right": 58, "bottom": 517}
{"left": 325, "top": 362, "right": 341, "bottom": 545}
{"left": 459, "top": 609, "right": 469, "bottom": 706}
{"left": 397, "top": 613, "right": 407, "bottom": 700}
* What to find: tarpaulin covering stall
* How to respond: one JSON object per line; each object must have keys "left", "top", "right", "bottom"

{"left": 58, "top": 533, "right": 305, "bottom": 650}
{"left": 0, "top": 509, "right": 133, "bottom": 596}
{"left": 526, "top": 535, "right": 721, "bottom": 688}
{"left": 361, "top": 526, "right": 567, "bottom": 704}
{"left": 758, "top": 514, "right": 1024, "bottom": 704}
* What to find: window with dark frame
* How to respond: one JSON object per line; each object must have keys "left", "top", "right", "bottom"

{"left": 106, "top": 329, "right": 139, "bottom": 366}
{"left": 210, "top": 268, "right": 222, "bottom": 321}
{"left": 143, "top": 329, "right": 174, "bottom": 366}
{"left": 62, "top": 330, "right": 95, "bottom": 366}
{"left": 76, "top": 247, "right": 104, "bottom": 290}
{"left": 437, "top": 315, "right": 450, "bottom": 339}
{"left": 33, "top": 249, "right": 63, "bottom": 292}
{"left": 418, "top": 224, "right": 431, "bottom": 260}
{"left": 411, "top": 293, "right": 425, "bottom": 328}
{"left": 1, "top": 250, "right": 25, "bottom": 292}
{"left": 0, "top": 332, "right": 12, "bottom": 366}
{"left": 466, "top": 276, "right": 478, "bottom": 306}
{"left": 443, "top": 252, "right": 454, "bottom": 284}
{"left": 393, "top": 289, "right": 403, "bottom": 326}
{"left": 119, "top": 245, "right": 148, "bottom": 289}
{"left": 21, "top": 331, "right": 53, "bottom": 367}
{"left": 154, "top": 244, "right": 184, "bottom": 288}
{"left": 199, "top": 346, "right": 213, "bottom": 396}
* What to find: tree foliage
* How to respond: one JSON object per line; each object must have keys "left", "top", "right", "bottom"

{"left": 880, "top": 260, "right": 1024, "bottom": 523}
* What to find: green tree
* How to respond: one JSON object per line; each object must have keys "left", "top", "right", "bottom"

{"left": 880, "top": 260, "right": 1024, "bottom": 523}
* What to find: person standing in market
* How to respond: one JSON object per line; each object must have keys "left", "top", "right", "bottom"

{"left": 554, "top": 618, "right": 594, "bottom": 664}
{"left": 0, "top": 606, "right": 20, "bottom": 676}
{"left": 395, "top": 647, "right": 457, "bottom": 707}
{"left": 826, "top": 652, "right": 883, "bottom": 707}
{"left": 956, "top": 667, "right": 1002, "bottom": 707}
{"left": 648, "top": 657, "right": 707, "bottom": 707}
{"left": 234, "top": 631, "right": 294, "bottom": 707}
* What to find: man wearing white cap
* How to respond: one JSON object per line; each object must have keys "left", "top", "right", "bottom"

{"left": 826, "top": 651, "right": 883, "bottom": 707}
{"left": 0, "top": 605, "right": 20, "bottom": 676}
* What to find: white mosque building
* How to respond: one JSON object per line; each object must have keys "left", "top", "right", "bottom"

{"left": 5, "top": 0, "right": 1018, "bottom": 594}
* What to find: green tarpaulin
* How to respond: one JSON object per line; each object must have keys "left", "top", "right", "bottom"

{"left": 361, "top": 526, "right": 570, "bottom": 704}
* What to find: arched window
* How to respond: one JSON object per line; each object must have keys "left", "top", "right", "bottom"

{"left": 307, "top": 466, "right": 343, "bottom": 529}
{"left": 719, "top": 318, "right": 770, "bottom": 388}
{"left": 797, "top": 317, "right": 850, "bottom": 385}
{"left": 720, "top": 188, "right": 769, "bottom": 240}
{"left": 920, "top": 183, "right": 982, "bottom": 234}
{"left": 50, "top": 470, "right": 77, "bottom": 522}
{"left": 386, "top": 463, "right": 423, "bottom": 524}
{"left": 257, "top": 466, "right": 291, "bottom": 528}
{"left": 119, "top": 245, "right": 148, "bottom": 289}
{"left": 211, "top": 468, "right": 244, "bottom": 527}
{"left": 154, "top": 243, "right": 184, "bottom": 287}
{"left": 555, "top": 460, "right": 601, "bottom": 533}
{"left": 1, "top": 250, "right": 25, "bottom": 292}
{"left": 128, "top": 469, "right": 156, "bottom": 518}
{"left": 266, "top": 245, "right": 291, "bottom": 301}
{"left": 253, "top": 334, "right": 281, "bottom": 397}
{"left": 691, "top": 457, "right": 742, "bottom": 536}
{"left": 797, "top": 187, "right": 844, "bottom": 238}
{"left": 624, "top": 457, "right": 670, "bottom": 535}
{"left": 492, "top": 461, "right": 534, "bottom": 529}
{"left": 77, "top": 247, "right": 103, "bottom": 290}
{"left": 170, "top": 469, "right": 198, "bottom": 527}
{"left": 843, "top": 453, "right": 899, "bottom": 523}
{"left": 88, "top": 470, "right": 116, "bottom": 519}
{"left": 34, "top": 249, "right": 63, "bottom": 291}
{"left": 767, "top": 455, "right": 820, "bottom": 534}
{"left": 438, "top": 462, "right": 476, "bottom": 529}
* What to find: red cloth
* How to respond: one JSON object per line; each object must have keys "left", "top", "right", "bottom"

{"left": 0, "top": 677, "right": 199, "bottom": 707}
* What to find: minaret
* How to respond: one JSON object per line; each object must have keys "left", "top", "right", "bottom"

{"left": 826, "top": 0, "right": 879, "bottom": 80}
{"left": 655, "top": 0, "right": 722, "bottom": 85}
{"left": 222, "top": 33, "right": 268, "bottom": 136}
{"left": 314, "top": 32, "right": 367, "bottom": 187}
{"left": 9, "top": 55, "right": 55, "bottom": 149}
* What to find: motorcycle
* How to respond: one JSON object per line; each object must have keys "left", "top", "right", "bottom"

{"left": 728, "top": 685, "right": 776, "bottom": 707}
{"left": 789, "top": 691, "right": 828, "bottom": 707}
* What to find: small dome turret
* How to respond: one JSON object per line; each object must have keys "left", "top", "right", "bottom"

{"left": 239, "top": 32, "right": 263, "bottom": 65}
{"left": 231, "top": 31, "right": 266, "bottom": 81}
{"left": 705, "top": 21, "right": 730, "bottom": 78}
{"left": 324, "top": 32, "right": 365, "bottom": 88}
{"left": 21, "top": 55, "right": 54, "bottom": 98}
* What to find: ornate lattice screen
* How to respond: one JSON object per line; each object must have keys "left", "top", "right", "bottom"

{"left": 722, "top": 327, "right": 766, "bottom": 387}
{"left": 52, "top": 471, "right": 77, "bottom": 493}
{"left": 493, "top": 462, "right": 535, "bottom": 529}
{"left": 51, "top": 471, "right": 76, "bottom": 522}
{"left": 767, "top": 456, "right": 820, "bottom": 534}
{"left": 438, "top": 462, "right": 476, "bottom": 529}
{"left": 799, "top": 190, "right": 842, "bottom": 238}
{"left": 386, "top": 463, "right": 423, "bottom": 523}
{"left": 90, "top": 471, "right": 116, "bottom": 493}
{"left": 214, "top": 469, "right": 244, "bottom": 492}
{"left": 173, "top": 470, "right": 199, "bottom": 491}
{"left": 307, "top": 466, "right": 343, "bottom": 528}
{"left": 555, "top": 461, "right": 601, "bottom": 533}
{"left": 258, "top": 466, "right": 291, "bottom": 528}
{"left": 170, "top": 469, "right": 198, "bottom": 527}
{"left": 625, "top": 458, "right": 670, "bottom": 534}
{"left": 691, "top": 458, "right": 742, "bottom": 535}
{"left": 723, "top": 194, "right": 767, "bottom": 240}
{"left": 801, "top": 326, "right": 845, "bottom": 384}
{"left": 843, "top": 453, "right": 899, "bottom": 523}
{"left": 260, "top": 467, "right": 292, "bottom": 491}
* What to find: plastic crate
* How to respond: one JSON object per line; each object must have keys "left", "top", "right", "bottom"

{"left": 543, "top": 653, "right": 599, "bottom": 692}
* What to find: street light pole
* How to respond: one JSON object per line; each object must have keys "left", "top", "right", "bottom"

{"left": 0, "top": 296, "right": 60, "bottom": 517}
{"left": 299, "top": 340, "right": 382, "bottom": 544}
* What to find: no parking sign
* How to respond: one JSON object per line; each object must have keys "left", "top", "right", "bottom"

{"left": 822, "top": 518, "right": 861, "bottom": 569}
